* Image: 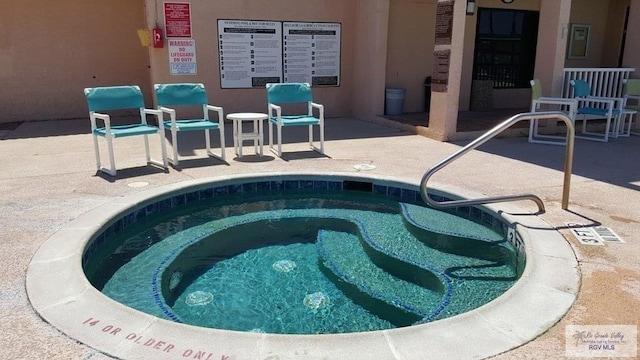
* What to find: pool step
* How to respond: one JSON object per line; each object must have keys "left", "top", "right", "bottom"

{"left": 354, "top": 205, "right": 516, "bottom": 321}
{"left": 316, "top": 229, "right": 445, "bottom": 326}
{"left": 400, "top": 202, "right": 511, "bottom": 262}
{"left": 401, "top": 203, "right": 504, "bottom": 242}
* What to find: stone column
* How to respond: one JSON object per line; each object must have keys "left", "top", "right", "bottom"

{"left": 425, "top": 0, "right": 467, "bottom": 141}
{"left": 351, "top": 0, "right": 390, "bottom": 118}
{"left": 529, "top": 0, "right": 572, "bottom": 136}
{"left": 534, "top": 0, "right": 572, "bottom": 97}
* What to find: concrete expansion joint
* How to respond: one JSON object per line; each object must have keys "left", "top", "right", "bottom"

{"left": 382, "top": 330, "right": 403, "bottom": 359}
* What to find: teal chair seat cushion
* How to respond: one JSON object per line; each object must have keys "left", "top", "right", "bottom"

{"left": 163, "top": 119, "right": 220, "bottom": 131}
{"left": 94, "top": 124, "right": 159, "bottom": 138}
{"left": 577, "top": 107, "right": 621, "bottom": 116}
{"left": 270, "top": 115, "right": 319, "bottom": 126}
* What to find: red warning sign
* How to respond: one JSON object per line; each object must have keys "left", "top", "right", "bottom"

{"left": 164, "top": 2, "right": 192, "bottom": 38}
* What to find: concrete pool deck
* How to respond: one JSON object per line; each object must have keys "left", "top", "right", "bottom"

{"left": 2, "top": 117, "right": 639, "bottom": 359}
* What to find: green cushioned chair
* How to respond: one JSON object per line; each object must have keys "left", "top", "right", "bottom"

{"left": 84, "top": 85, "right": 168, "bottom": 176}
{"left": 570, "top": 79, "right": 622, "bottom": 142}
{"left": 154, "top": 83, "right": 226, "bottom": 166}
{"left": 621, "top": 79, "right": 640, "bottom": 136}
{"left": 528, "top": 79, "right": 577, "bottom": 145}
{"left": 266, "top": 82, "right": 325, "bottom": 157}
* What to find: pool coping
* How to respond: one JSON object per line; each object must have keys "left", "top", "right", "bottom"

{"left": 26, "top": 172, "right": 580, "bottom": 360}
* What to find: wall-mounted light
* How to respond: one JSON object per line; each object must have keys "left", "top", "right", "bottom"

{"left": 466, "top": 0, "right": 476, "bottom": 16}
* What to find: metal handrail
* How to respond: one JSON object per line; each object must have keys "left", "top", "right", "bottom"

{"left": 420, "top": 111, "right": 575, "bottom": 213}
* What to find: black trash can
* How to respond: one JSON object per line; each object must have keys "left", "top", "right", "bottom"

{"left": 424, "top": 77, "right": 432, "bottom": 112}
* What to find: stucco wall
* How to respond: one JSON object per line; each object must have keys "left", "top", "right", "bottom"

{"left": 565, "top": 0, "right": 612, "bottom": 67}
{"left": 601, "top": 0, "right": 630, "bottom": 67}
{"left": 385, "top": 0, "right": 435, "bottom": 113}
{"left": 0, "top": 0, "right": 150, "bottom": 123}
{"left": 622, "top": 0, "right": 640, "bottom": 71}
{"left": 145, "top": 0, "right": 357, "bottom": 118}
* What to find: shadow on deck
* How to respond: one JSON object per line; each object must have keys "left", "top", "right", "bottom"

{"left": 382, "top": 108, "right": 530, "bottom": 133}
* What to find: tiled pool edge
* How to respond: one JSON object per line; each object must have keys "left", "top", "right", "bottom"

{"left": 26, "top": 172, "right": 579, "bottom": 360}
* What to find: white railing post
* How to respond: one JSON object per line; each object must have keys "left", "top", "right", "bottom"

{"left": 562, "top": 68, "right": 635, "bottom": 100}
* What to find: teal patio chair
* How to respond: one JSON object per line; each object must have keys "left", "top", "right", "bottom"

{"left": 528, "top": 79, "right": 577, "bottom": 145}
{"left": 154, "top": 83, "right": 226, "bottom": 166}
{"left": 570, "top": 79, "right": 622, "bottom": 142}
{"left": 84, "top": 85, "right": 168, "bottom": 176}
{"left": 621, "top": 79, "right": 640, "bottom": 136}
{"left": 266, "top": 82, "right": 324, "bottom": 157}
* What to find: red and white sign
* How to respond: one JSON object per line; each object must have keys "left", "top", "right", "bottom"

{"left": 168, "top": 39, "right": 197, "bottom": 75}
{"left": 163, "top": 2, "right": 192, "bottom": 38}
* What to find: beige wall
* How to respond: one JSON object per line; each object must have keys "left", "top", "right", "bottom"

{"left": 622, "top": 0, "right": 640, "bottom": 71}
{"left": 565, "top": 0, "right": 612, "bottom": 67}
{"left": 385, "top": 0, "right": 435, "bottom": 113}
{"left": 534, "top": 0, "right": 572, "bottom": 97}
{"left": 0, "top": 0, "right": 150, "bottom": 122}
{"left": 145, "top": 0, "right": 358, "bottom": 118}
{"left": 351, "top": 0, "right": 390, "bottom": 117}
{"left": 602, "top": 0, "right": 630, "bottom": 67}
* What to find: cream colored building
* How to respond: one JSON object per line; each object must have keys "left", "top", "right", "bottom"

{"left": 1, "top": 0, "right": 638, "bottom": 141}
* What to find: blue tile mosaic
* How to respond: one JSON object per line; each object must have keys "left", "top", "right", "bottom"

{"left": 157, "top": 198, "right": 172, "bottom": 213}
{"left": 122, "top": 212, "right": 136, "bottom": 229}
{"left": 242, "top": 182, "right": 258, "bottom": 193}
{"left": 401, "top": 189, "right": 418, "bottom": 202}
{"left": 256, "top": 181, "right": 271, "bottom": 192}
{"left": 228, "top": 184, "right": 242, "bottom": 195}
{"left": 270, "top": 180, "right": 284, "bottom": 191}
{"left": 185, "top": 191, "right": 199, "bottom": 204}
{"left": 214, "top": 185, "right": 228, "bottom": 197}
{"left": 284, "top": 180, "right": 299, "bottom": 190}
{"left": 145, "top": 202, "right": 158, "bottom": 216}
{"left": 171, "top": 194, "right": 185, "bottom": 208}
{"left": 456, "top": 206, "right": 471, "bottom": 217}
{"left": 372, "top": 184, "right": 387, "bottom": 195}
{"left": 481, "top": 211, "right": 494, "bottom": 226}
{"left": 328, "top": 181, "right": 342, "bottom": 191}
{"left": 199, "top": 187, "right": 214, "bottom": 200}
{"left": 469, "top": 207, "right": 482, "bottom": 221}
{"left": 300, "top": 180, "right": 314, "bottom": 189}
{"left": 313, "top": 180, "right": 328, "bottom": 190}
{"left": 387, "top": 186, "right": 402, "bottom": 199}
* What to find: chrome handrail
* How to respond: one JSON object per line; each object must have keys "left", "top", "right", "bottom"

{"left": 420, "top": 111, "right": 575, "bottom": 213}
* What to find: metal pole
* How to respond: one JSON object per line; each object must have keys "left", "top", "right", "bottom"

{"left": 420, "top": 111, "right": 575, "bottom": 213}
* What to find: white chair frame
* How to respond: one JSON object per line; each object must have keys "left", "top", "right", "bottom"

{"left": 529, "top": 97, "right": 578, "bottom": 145}
{"left": 89, "top": 108, "right": 168, "bottom": 177}
{"left": 267, "top": 102, "right": 325, "bottom": 157}
{"left": 158, "top": 104, "right": 226, "bottom": 166}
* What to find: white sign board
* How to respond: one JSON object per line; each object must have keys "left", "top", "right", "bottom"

{"left": 168, "top": 39, "right": 197, "bottom": 75}
{"left": 283, "top": 22, "right": 341, "bottom": 86}
{"left": 217, "top": 20, "right": 282, "bottom": 88}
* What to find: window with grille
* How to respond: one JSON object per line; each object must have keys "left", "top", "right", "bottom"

{"left": 472, "top": 8, "right": 539, "bottom": 89}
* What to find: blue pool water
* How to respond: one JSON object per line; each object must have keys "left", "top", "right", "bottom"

{"left": 84, "top": 179, "right": 522, "bottom": 335}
